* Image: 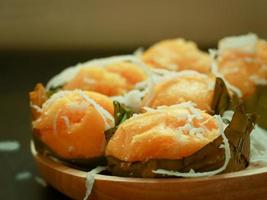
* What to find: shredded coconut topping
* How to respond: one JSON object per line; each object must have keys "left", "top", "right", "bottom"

{"left": 37, "top": 90, "right": 114, "bottom": 132}
{"left": 83, "top": 166, "right": 107, "bottom": 200}
{"left": 222, "top": 110, "right": 234, "bottom": 122}
{"left": 30, "top": 102, "right": 42, "bottom": 113}
{"left": 109, "top": 66, "right": 213, "bottom": 112}
{"left": 35, "top": 176, "right": 47, "bottom": 187}
{"left": 250, "top": 125, "right": 267, "bottom": 165}
{"left": 112, "top": 89, "right": 146, "bottom": 112}
{"left": 79, "top": 92, "right": 114, "bottom": 130}
{"left": 42, "top": 91, "right": 72, "bottom": 111}
{"left": 153, "top": 115, "right": 231, "bottom": 177}
{"left": 218, "top": 33, "right": 258, "bottom": 54}
{"left": 61, "top": 115, "right": 71, "bottom": 133}
{"left": 53, "top": 109, "right": 61, "bottom": 135}
{"left": 46, "top": 54, "right": 151, "bottom": 90}
{"left": 249, "top": 75, "right": 267, "bottom": 85}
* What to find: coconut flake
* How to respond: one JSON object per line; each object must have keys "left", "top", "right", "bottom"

{"left": 79, "top": 92, "right": 114, "bottom": 130}
{"left": 35, "top": 176, "right": 47, "bottom": 187}
{"left": 222, "top": 110, "right": 234, "bottom": 122}
{"left": 134, "top": 47, "right": 144, "bottom": 57}
{"left": 173, "top": 101, "right": 203, "bottom": 122}
{"left": 83, "top": 166, "right": 107, "bottom": 200}
{"left": 121, "top": 69, "right": 211, "bottom": 109}
{"left": 250, "top": 125, "right": 267, "bottom": 165}
{"left": 112, "top": 89, "right": 146, "bottom": 112}
{"left": 142, "top": 106, "right": 156, "bottom": 112}
{"left": 249, "top": 75, "right": 267, "bottom": 85}
{"left": 61, "top": 115, "right": 71, "bottom": 133}
{"left": 30, "top": 102, "right": 42, "bottom": 113}
{"left": 0, "top": 141, "right": 20, "bottom": 152}
{"left": 15, "top": 171, "right": 32, "bottom": 181}
{"left": 153, "top": 115, "right": 231, "bottom": 177}
{"left": 174, "top": 101, "right": 197, "bottom": 109}
{"left": 53, "top": 109, "right": 61, "bottom": 135}
{"left": 141, "top": 74, "right": 158, "bottom": 107}
{"left": 42, "top": 90, "right": 72, "bottom": 111}
{"left": 68, "top": 102, "right": 88, "bottom": 112}
{"left": 38, "top": 90, "right": 114, "bottom": 131}
{"left": 218, "top": 33, "right": 258, "bottom": 54}
{"left": 200, "top": 117, "right": 213, "bottom": 126}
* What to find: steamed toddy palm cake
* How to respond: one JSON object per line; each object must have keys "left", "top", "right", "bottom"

{"left": 216, "top": 34, "right": 267, "bottom": 128}
{"left": 64, "top": 62, "right": 146, "bottom": 96}
{"left": 142, "top": 70, "right": 216, "bottom": 112}
{"left": 105, "top": 102, "right": 255, "bottom": 178}
{"left": 30, "top": 89, "right": 114, "bottom": 159}
{"left": 106, "top": 103, "right": 220, "bottom": 162}
{"left": 217, "top": 33, "right": 267, "bottom": 97}
{"left": 143, "top": 38, "right": 211, "bottom": 73}
{"left": 47, "top": 58, "right": 147, "bottom": 97}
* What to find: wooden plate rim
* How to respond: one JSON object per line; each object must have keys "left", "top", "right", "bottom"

{"left": 30, "top": 141, "right": 267, "bottom": 183}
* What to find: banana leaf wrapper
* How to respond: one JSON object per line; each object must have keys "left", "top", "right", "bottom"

{"left": 244, "top": 85, "right": 267, "bottom": 129}
{"left": 210, "top": 77, "right": 232, "bottom": 115}
{"left": 106, "top": 78, "right": 256, "bottom": 178}
{"left": 105, "top": 101, "right": 134, "bottom": 142}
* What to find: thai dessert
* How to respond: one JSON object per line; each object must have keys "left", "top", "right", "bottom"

{"left": 29, "top": 33, "right": 267, "bottom": 182}
{"left": 142, "top": 38, "right": 211, "bottom": 73}
{"left": 217, "top": 33, "right": 267, "bottom": 97}
{"left": 63, "top": 63, "right": 146, "bottom": 96}
{"left": 141, "top": 70, "right": 216, "bottom": 112}
{"left": 46, "top": 57, "right": 147, "bottom": 97}
{"left": 216, "top": 33, "right": 267, "bottom": 128}
{"left": 106, "top": 102, "right": 255, "bottom": 178}
{"left": 30, "top": 84, "right": 114, "bottom": 166}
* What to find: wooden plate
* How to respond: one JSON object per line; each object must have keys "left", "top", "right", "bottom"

{"left": 31, "top": 142, "right": 267, "bottom": 200}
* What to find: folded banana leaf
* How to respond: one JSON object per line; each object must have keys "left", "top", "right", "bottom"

{"left": 210, "top": 77, "right": 232, "bottom": 115}
{"left": 244, "top": 85, "right": 267, "bottom": 129}
{"left": 105, "top": 101, "right": 134, "bottom": 142}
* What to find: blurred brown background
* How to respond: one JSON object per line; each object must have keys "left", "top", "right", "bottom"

{"left": 1, "top": 0, "right": 267, "bottom": 51}
{"left": 0, "top": 1, "right": 267, "bottom": 200}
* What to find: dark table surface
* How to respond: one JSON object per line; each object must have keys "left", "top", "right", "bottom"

{"left": 0, "top": 50, "right": 128, "bottom": 200}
